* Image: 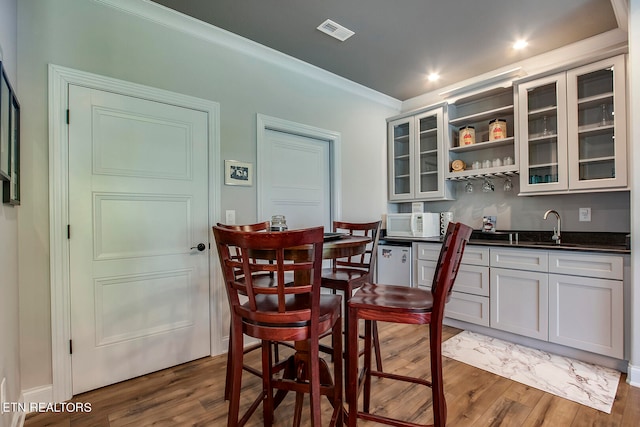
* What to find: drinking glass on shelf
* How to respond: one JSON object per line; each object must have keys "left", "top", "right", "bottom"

{"left": 601, "top": 103, "right": 609, "bottom": 126}
{"left": 542, "top": 116, "right": 549, "bottom": 136}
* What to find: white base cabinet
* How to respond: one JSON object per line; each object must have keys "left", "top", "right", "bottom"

{"left": 549, "top": 274, "right": 623, "bottom": 358}
{"left": 489, "top": 248, "right": 624, "bottom": 358}
{"left": 548, "top": 251, "right": 624, "bottom": 358}
{"left": 415, "top": 243, "right": 626, "bottom": 358}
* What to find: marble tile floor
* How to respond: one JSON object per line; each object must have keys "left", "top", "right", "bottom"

{"left": 442, "top": 330, "right": 621, "bottom": 413}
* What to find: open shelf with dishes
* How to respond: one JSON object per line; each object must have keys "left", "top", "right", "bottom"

{"left": 446, "top": 86, "right": 518, "bottom": 181}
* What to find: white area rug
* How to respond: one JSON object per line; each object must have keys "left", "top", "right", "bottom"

{"left": 442, "top": 331, "right": 621, "bottom": 413}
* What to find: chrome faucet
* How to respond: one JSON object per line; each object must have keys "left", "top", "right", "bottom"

{"left": 543, "top": 209, "right": 561, "bottom": 244}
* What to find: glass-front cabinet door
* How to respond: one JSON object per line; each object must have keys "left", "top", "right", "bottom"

{"left": 566, "top": 55, "right": 627, "bottom": 190}
{"left": 388, "top": 107, "right": 450, "bottom": 201}
{"left": 414, "top": 109, "right": 444, "bottom": 198}
{"left": 388, "top": 117, "right": 414, "bottom": 200}
{"left": 518, "top": 73, "right": 568, "bottom": 193}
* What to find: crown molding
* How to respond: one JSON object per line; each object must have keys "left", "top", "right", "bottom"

{"left": 92, "top": 0, "right": 402, "bottom": 109}
{"left": 610, "top": 0, "right": 629, "bottom": 32}
{"left": 402, "top": 28, "right": 628, "bottom": 112}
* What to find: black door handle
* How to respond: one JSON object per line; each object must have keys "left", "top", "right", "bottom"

{"left": 191, "top": 243, "right": 206, "bottom": 251}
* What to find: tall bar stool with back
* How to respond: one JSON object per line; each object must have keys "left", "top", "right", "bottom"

{"left": 213, "top": 225, "right": 344, "bottom": 426}
{"left": 347, "top": 221, "right": 472, "bottom": 427}
{"left": 320, "top": 220, "right": 384, "bottom": 374}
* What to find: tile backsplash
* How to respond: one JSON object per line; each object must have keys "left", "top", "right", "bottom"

{"left": 390, "top": 180, "right": 630, "bottom": 233}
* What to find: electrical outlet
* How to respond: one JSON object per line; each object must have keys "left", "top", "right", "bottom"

{"left": 579, "top": 207, "right": 591, "bottom": 222}
{"left": 225, "top": 210, "right": 236, "bottom": 225}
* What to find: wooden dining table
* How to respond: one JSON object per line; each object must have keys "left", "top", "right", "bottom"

{"left": 247, "top": 234, "right": 370, "bottom": 285}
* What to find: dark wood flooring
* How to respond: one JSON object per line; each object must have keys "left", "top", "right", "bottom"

{"left": 24, "top": 323, "right": 640, "bottom": 426}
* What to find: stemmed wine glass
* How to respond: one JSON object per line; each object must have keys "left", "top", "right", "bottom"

{"left": 465, "top": 180, "right": 474, "bottom": 193}
{"left": 503, "top": 177, "right": 513, "bottom": 192}
{"left": 482, "top": 178, "right": 494, "bottom": 192}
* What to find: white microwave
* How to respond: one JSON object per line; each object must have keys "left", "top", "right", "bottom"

{"left": 386, "top": 213, "right": 440, "bottom": 238}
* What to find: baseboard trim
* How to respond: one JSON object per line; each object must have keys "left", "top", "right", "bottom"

{"left": 5, "top": 392, "right": 25, "bottom": 427}
{"left": 627, "top": 362, "right": 640, "bottom": 387}
{"left": 22, "top": 385, "right": 54, "bottom": 412}
{"left": 11, "top": 410, "right": 25, "bottom": 427}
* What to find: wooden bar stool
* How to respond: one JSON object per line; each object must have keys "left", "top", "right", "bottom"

{"left": 213, "top": 225, "right": 343, "bottom": 427}
{"left": 346, "top": 222, "right": 472, "bottom": 427}
{"left": 320, "top": 220, "right": 384, "bottom": 375}
{"left": 218, "top": 221, "right": 293, "bottom": 401}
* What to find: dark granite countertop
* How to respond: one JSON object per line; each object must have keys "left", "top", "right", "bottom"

{"left": 382, "top": 230, "right": 630, "bottom": 254}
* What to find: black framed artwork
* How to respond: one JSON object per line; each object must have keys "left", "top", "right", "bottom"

{"left": 3, "top": 93, "right": 20, "bottom": 204}
{"left": 0, "top": 63, "right": 9, "bottom": 181}
{"left": 0, "top": 61, "right": 20, "bottom": 205}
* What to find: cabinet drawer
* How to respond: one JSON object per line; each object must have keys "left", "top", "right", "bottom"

{"left": 445, "top": 292, "right": 489, "bottom": 327}
{"left": 415, "top": 259, "right": 436, "bottom": 288}
{"left": 548, "top": 252, "right": 623, "bottom": 280}
{"left": 490, "top": 248, "right": 548, "bottom": 272}
{"left": 416, "top": 243, "right": 441, "bottom": 261}
{"left": 461, "top": 246, "right": 490, "bottom": 266}
{"left": 454, "top": 264, "right": 489, "bottom": 296}
{"left": 416, "top": 243, "right": 488, "bottom": 266}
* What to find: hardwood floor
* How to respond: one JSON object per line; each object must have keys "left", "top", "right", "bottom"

{"left": 25, "top": 324, "right": 640, "bottom": 426}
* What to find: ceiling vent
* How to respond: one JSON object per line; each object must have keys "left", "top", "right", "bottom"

{"left": 317, "top": 19, "right": 354, "bottom": 42}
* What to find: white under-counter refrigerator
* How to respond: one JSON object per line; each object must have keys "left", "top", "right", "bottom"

{"left": 376, "top": 242, "right": 412, "bottom": 286}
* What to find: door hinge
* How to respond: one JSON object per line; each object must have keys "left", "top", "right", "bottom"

{"left": 69, "top": 339, "right": 73, "bottom": 355}
{"left": 67, "top": 224, "right": 71, "bottom": 239}
{"left": 66, "top": 109, "right": 70, "bottom": 125}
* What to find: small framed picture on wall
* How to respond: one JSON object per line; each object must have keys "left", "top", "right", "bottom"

{"left": 225, "top": 160, "right": 253, "bottom": 186}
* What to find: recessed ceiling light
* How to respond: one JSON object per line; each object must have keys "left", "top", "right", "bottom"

{"left": 427, "top": 73, "right": 440, "bottom": 82}
{"left": 513, "top": 39, "right": 528, "bottom": 50}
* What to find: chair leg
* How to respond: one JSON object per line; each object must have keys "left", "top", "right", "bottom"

{"left": 372, "top": 321, "right": 383, "bottom": 372}
{"left": 347, "top": 306, "right": 360, "bottom": 427}
{"left": 363, "top": 319, "right": 373, "bottom": 414}
{"left": 262, "top": 341, "right": 275, "bottom": 427}
{"left": 332, "top": 315, "right": 344, "bottom": 427}
{"left": 430, "top": 322, "right": 447, "bottom": 427}
{"left": 309, "top": 335, "right": 322, "bottom": 427}
{"left": 293, "top": 391, "right": 304, "bottom": 427}
{"left": 228, "top": 319, "right": 244, "bottom": 427}
{"left": 224, "top": 327, "right": 232, "bottom": 401}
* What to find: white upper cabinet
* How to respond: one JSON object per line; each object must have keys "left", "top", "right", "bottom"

{"left": 388, "top": 107, "right": 453, "bottom": 201}
{"left": 519, "top": 55, "right": 627, "bottom": 194}
{"left": 566, "top": 56, "right": 627, "bottom": 190}
{"left": 518, "top": 73, "right": 569, "bottom": 192}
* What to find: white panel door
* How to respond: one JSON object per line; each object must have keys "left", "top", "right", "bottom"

{"left": 260, "top": 129, "right": 331, "bottom": 230}
{"left": 68, "top": 85, "right": 210, "bottom": 394}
